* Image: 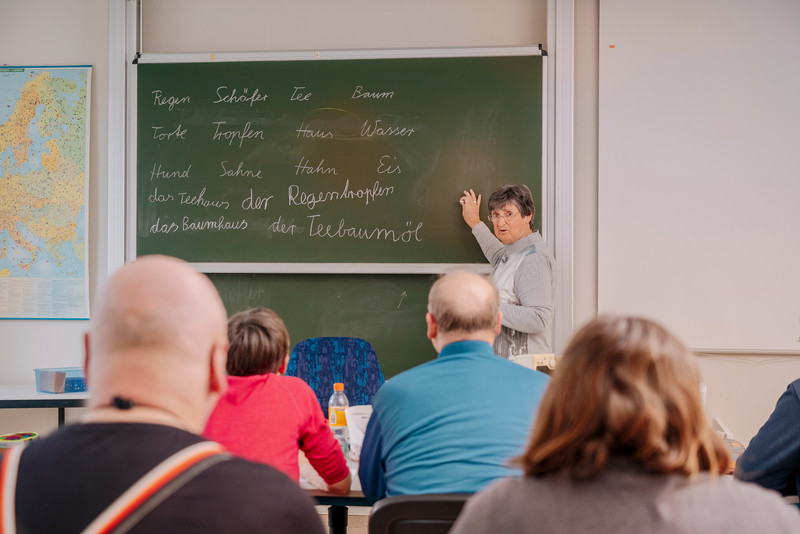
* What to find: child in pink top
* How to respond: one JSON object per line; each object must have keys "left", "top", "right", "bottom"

{"left": 204, "top": 307, "right": 351, "bottom": 494}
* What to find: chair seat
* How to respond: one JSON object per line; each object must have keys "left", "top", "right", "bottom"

{"left": 368, "top": 493, "right": 472, "bottom": 534}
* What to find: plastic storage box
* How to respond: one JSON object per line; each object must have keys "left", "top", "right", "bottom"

{"left": 34, "top": 367, "right": 87, "bottom": 394}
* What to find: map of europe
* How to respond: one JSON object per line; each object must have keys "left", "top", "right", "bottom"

{"left": 0, "top": 66, "right": 90, "bottom": 318}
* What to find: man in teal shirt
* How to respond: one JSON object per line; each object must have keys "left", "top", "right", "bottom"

{"left": 358, "top": 270, "right": 550, "bottom": 502}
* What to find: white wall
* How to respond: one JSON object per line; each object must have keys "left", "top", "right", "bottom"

{"left": 598, "top": 0, "right": 800, "bottom": 354}
{"left": 576, "top": 0, "right": 800, "bottom": 444}
{"left": 140, "top": 0, "right": 547, "bottom": 52}
{"left": 0, "top": 0, "right": 108, "bottom": 434}
{"left": 0, "top": 2, "right": 109, "bottom": 381}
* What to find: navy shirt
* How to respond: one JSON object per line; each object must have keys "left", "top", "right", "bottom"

{"left": 735, "top": 379, "right": 800, "bottom": 496}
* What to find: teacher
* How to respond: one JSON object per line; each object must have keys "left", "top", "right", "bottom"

{"left": 459, "top": 184, "right": 556, "bottom": 358}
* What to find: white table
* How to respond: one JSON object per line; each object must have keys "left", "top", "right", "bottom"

{"left": 300, "top": 454, "right": 369, "bottom": 534}
{"left": 0, "top": 385, "right": 88, "bottom": 427}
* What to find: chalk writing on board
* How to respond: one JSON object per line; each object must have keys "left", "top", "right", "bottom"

{"left": 288, "top": 181, "right": 395, "bottom": 210}
{"left": 307, "top": 215, "right": 423, "bottom": 242}
{"left": 211, "top": 121, "right": 264, "bottom": 147}
{"left": 220, "top": 161, "right": 262, "bottom": 179}
{"left": 136, "top": 55, "right": 545, "bottom": 263}
{"left": 149, "top": 164, "right": 191, "bottom": 181}
{"left": 352, "top": 86, "right": 394, "bottom": 100}
{"left": 213, "top": 86, "right": 268, "bottom": 106}
{"left": 152, "top": 90, "right": 190, "bottom": 110}
{"left": 151, "top": 125, "right": 186, "bottom": 140}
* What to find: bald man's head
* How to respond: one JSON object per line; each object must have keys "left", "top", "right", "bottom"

{"left": 427, "top": 271, "right": 500, "bottom": 336}
{"left": 84, "top": 256, "right": 229, "bottom": 431}
{"left": 91, "top": 255, "right": 227, "bottom": 358}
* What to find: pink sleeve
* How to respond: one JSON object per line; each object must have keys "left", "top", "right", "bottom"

{"left": 296, "top": 383, "right": 350, "bottom": 485}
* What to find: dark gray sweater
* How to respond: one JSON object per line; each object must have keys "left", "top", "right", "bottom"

{"left": 451, "top": 458, "right": 800, "bottom": 534}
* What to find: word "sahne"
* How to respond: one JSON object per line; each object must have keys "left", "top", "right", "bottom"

{"left": 150, "top": 163, "right": 191, "bottom": 181}
{"left": 213, "top": 86, "right": 268, "bottom": 107}
{"left": 307, "top": 215, "right": 423, "bottom": 243}
{"left": 220, "top": 161, "right": 263, "bottom": 179}
{"left": 288, "top": 179, "right": 394, "bottom": 210}
{"left": 152, "top": 90, "right": 190, "bottom": 111}
{"left": 361, "top": 119, "right": 414, "bottom": 137}
{"left": 212, "top": 121, "right": 264, "bottom": 147}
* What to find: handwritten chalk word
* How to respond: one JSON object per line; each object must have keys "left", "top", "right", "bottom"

{"left": 150, "top": 163, "right": 192, "bottom": 181}
{"left": 178, "top": 187, "right": 230, "bottom": 209}
{"left": 182, "top": 216, "right": 248, "bottom": 232}
{"left": 152, "top": 124, "right": 187, "bottom": 141}
{"left": 249, "top": 288, "right": 265, "bottom": 299}
{"left": 151, "top": 90, "right": 190, "bottom": 111}
{"left": 361, "top": 119, "right": 415, "bottom": 137}
{"left": 352, "top": 86, "right": 394, "bottom": 99}
{"left": 150, "top": 217, "right": 179, "bottom": 234}
{"left": 241, "top": 189, "right": 274, "bottom": 211}
{"left": 212, "top": 121, "right": 264, "bottom": 147}
{"left": 307, "top": 214, "right": 423, "bottom": 243}
{"left": 267, "top": 215, "right": 298, "bottom": 235}
{"left": 296, "top": 122, "right": 334, "bottom": 139}
{"left": 219, "top": 160, "right": 263, "bottom": 179}
{"left": 148, "top": 187, "right": 174, "bottom": 203}
{"left": 212, "top": 86, "right": 268, "bottom": 107}
{"left": 295, "top": 156, "right": 337, "bottom": 176}
{"left": 288, "top": 179, "right": 394, "bottom": 210}
{"left": 377, "top": 155, "right": 401, "bottom": 174}
{"left": 290, "top": 86, "right": 312, "bottom": 102}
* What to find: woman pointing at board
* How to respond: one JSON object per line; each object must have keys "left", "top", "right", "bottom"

{"left": 460, "top": 184, "right": 556, "bottom": 358}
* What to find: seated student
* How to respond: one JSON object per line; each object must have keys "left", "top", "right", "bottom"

{"left": 358, "top": 270, "right": 550, "bottom": 501}
{"left": 450, "top": 315, "right": 800, "bottom": 534}
{"left": 735, "top": 379, "right": 800, "bottom": 497}
{"left": 203, "top": 307, "right": 351, "bottom": 494}
{"left": 2, "top": 255, "right": 325, "bottom": 534}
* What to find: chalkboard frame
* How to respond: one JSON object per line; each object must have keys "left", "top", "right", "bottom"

{"left": 128, "top": 46, "right": 548, "bottom": 273}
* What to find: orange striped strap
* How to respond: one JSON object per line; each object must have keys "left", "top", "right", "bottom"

{"left": 0, "top": 441, "right": 229, "bottom": 534}
{"left": 1, "top": 446, "right": 25, "bottom": 534}
{"left": 82, "top": 441, "right": 230, "bottom": 534}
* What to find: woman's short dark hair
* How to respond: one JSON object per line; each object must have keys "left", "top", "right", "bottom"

{"left": 517, "top": 315, "right": 729, "bottom": 480}
{"left": 487, "top": 184, "right": 536, "bottom": 231}
{"left": 225, "top": 307, "right": 290, "bottom": 376}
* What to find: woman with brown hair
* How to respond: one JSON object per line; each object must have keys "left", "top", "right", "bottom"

{"left": 451, "top": 315, "right": 799, "bottom": 533}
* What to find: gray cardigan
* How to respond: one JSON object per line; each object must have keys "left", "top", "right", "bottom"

{"left": 472, "top": 223, "right": 555, "bottom": 356}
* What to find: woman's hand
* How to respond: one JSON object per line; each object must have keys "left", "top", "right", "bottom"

{"left": 459, "top": 189, "right": 482, "bottom": 229}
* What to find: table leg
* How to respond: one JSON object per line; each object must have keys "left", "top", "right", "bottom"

{"left": 328, "top": 505, "right": 348, "bottom": 534}
{"left": 58, "top": 407, "right": 65, "bottom": 427}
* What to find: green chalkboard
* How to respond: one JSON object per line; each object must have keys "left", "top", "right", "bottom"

{"left": 136, "top": 52, "right": 545, "bottom": 264}
{"left": 209, "top": 272, "right": 437, "bottom": 379}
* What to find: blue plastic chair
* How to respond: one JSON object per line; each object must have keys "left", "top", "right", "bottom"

{"left": 286, "top": 337, "right": 385, "bottom": 415}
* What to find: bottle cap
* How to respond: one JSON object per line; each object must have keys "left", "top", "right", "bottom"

{"left": 333, "top": 383, "right": 344, "bottom": 391}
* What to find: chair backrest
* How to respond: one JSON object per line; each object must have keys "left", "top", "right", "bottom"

{"left": 368, "top": 493, "right": 472, "bottom": 534}
{"left": 286, "top": 336, "right": 385, "bottom": 414}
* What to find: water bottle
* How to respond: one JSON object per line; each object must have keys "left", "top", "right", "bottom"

{"left": 328, "top": 382, "right": 349, "bottom": 455}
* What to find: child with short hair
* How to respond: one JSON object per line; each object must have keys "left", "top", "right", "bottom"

{"left": 204, "top": 307, "right": 351, "bottom": 494}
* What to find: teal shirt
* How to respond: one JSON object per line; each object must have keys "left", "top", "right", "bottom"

{"left": 359, "top": 340, "right": 549, "bottom": 501}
